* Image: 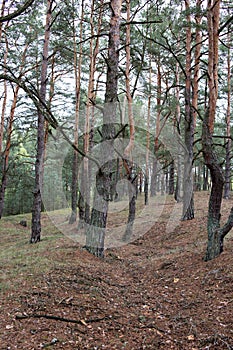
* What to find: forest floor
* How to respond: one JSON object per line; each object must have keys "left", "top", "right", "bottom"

{"left": 0, "top": 191, "right": 233, "bottom": 350}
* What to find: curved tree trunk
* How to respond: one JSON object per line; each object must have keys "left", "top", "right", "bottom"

{"left": 202, "top": 111, "right": 225, "bottom": 260}
{"left": 202, "top": 0, "right": 233, "bottom": 261}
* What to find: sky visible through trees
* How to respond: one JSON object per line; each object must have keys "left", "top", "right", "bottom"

{"left": 0, "top": 0, "right": 232, "bottom": 261}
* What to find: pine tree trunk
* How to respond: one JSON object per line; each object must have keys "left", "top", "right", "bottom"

{"left": 69, "top": 0, "right": 84, "bottom": 224}
{"left": 202, "top": 113, "right": 225, "bottom": 260}
{"left": 122, "top": 177, "right": 136, "bottom": 242}
{"left": 124, "top": 0, "right": 134, "bottom": 158}
{"left": 223, "top": 30, "right": 231, "bottom": 200}
{"left": 123, "top": 0, "right": 137, "bottom": 237}
{"left": 0, "top": 0, "right": 6, "bottom": 40}
{"left": 169, "top": 161, "right": 175, "bottom": 195}
{"left": 0, "top": 41, "right": 28, "bottom": 218}
{"left": 201, "top": 0, "right": 233, "bottom": 261}
{"left": 85, "top": 0, "right": 122, "bottom": 258}
{"left": 174, "top": 36, "right": 182, "bottom": 203}
{"left": 203, "top": 165, "right": 209, "bottom": 191}
{"left": 78, "top": 0, "right": 103, "bottom": 227}
{"left": 0, "top": 87, "right": 19, "bottom": 218}
{"left": 193, "top": 0, "right": 202, "bottom": 129}
{"left": 150, "top": 61, "right": 161, "bottom": 197}
{"left": 182, "top": 0, "right": 194, "bottom": 221}
{"left": 31, "top": 0, "right": 53, "bottom": 243}
{"left": 0, "top": 35, "right": 8, "bottom": 154}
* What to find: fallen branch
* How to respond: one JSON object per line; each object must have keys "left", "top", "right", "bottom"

{"left": 15, "top": 313, "right": 112, "bottom": 325}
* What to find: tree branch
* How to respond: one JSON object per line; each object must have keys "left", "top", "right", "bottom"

{"left": 0, "top": 73, "right": 101, "bottom": 168}
{"left": 15, "top": 313, "right": 112, "bottom": 325}
{"left": 220, "top": 207, "right": 233, "bottom": 239}
{"left": 121, "top": 20, "right": 162, "bottom": 26}
{"left": 0, "top": 0, "right": 35, "bottom": 23}
{"left": 218, "top": 15, "right": 233, "bottom": 34}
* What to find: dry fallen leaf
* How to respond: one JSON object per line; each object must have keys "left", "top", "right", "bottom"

{"left": 80, "top": 319, "right": 87, "bottom": 326}
{"left": 187, "top": 334, "right": 195, "bottom": 341}
{"left": 6, "top": 325, "right": 13, "bottom": 329}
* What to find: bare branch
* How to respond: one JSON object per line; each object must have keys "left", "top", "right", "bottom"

{"left": 0, "top": 0, "right": 35, "bottom": 23}
{"left": 218, "top": 14, "right": 233, "bottom": 34}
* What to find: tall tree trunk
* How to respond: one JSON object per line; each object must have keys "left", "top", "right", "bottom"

{"left": 85, "top": 0, "right": 122, "bottom": 258}
{"left": 192, "top": 0, "right": 202, "bottom": 129}
{"left": 0, "top": 41, "right": 28, "bottom": 218}
{"left": 31, "top": 0, "right": 53, "bottom": 243}
{"left": 145, "top": 54, "right": 152, "bottom": 204}
{"left": 0, "top": 33, "right": 8, "bottom": 154}
{"left": 174, "top": 36, "right": 182, "bottom": 203}
{"left": 0, "top": 0, "right": 6, "bottom": 40}
{"left": 123, "top": 0, "right": 136, "bottom": 239}
{"left": 124, "top": 0, "right": 134, "bottom": 158}
{"left": 0, "top": 88, "right": 17, "bottom": 218}
{"left": 182, "top": 0, "right": 194, "bottom": 221}
{"left": 223, "top": 29, "right": 231, "bottom": 200}
{"left": 78, "top": 0, "right": 104, "bottom": 228}
{"left": 150, "top": 61, "right": 161, "bottom": 197}
{"left": 202, "top": 0, "right": 233, "bottom": 261}
{"left": 69, "top": 0, "right": 84, "bottom": 225}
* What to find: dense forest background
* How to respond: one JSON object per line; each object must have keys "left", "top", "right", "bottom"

{"left": 0, "top": 0, "right": 232, "bottom": 260}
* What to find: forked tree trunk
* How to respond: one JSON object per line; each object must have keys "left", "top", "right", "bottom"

{"left": 85, "top": 0, "right": 122, "bottom": 258}
{"left": 31, "top": 0, "right": 53, "bottom": 243}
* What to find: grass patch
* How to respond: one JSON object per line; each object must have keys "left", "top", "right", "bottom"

{"left": 0, "top": 210, "right": 71, "bottom": 292}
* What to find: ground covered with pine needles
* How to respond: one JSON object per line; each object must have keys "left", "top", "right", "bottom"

{"left": 0, "top": 192, "right": 233, "bottom": 349}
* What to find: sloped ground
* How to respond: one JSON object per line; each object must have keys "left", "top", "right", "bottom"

{"left": 0, "top": 192, "right": 233, "bottom": 349}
